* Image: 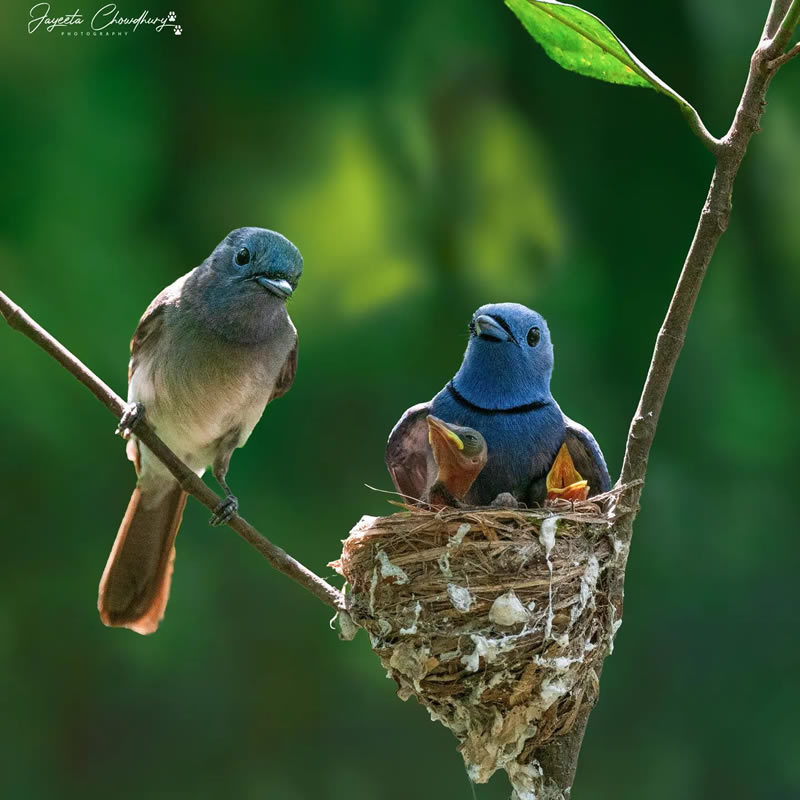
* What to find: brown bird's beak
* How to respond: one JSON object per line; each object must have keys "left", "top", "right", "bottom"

{"left": 546, "top": 443, "right": 589, "bottom": 502}
{"left": 254, "top": 275, "right": 294, "bottom": 299}
{"left": 427, "top": 415, "right": 464, "bottom": 452}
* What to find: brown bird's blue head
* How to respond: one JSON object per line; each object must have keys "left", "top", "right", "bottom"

{"left": 208, "top": 227, "right": 303, "bottom": 300}
{"left": 186, "top": 227, "right": 303, "bottom": 344}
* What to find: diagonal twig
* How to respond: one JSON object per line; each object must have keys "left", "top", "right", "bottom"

{"left": 0, "top": 290, "right": 345, "bottom": 614}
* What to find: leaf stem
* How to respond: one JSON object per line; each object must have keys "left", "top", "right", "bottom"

{"left": 679, "top": 105, "right": 723, "bottom": 154}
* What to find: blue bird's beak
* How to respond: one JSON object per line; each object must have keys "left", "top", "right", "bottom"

{"left": 254, "top": 276, "right": 293, "bottom": 299}
{"left": 474, "top": 314, "right": 514, "bottom": 343}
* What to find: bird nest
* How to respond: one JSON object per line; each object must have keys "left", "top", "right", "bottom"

{"left": 332, "top": 498, "right": 625, "bottom": 795}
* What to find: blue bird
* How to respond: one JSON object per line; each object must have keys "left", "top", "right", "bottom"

{"left": 386, "top": 303, "right": 610, "bottom": 506}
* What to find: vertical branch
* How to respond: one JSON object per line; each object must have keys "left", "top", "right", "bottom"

{"left": 616, "top": 0, "right": 800, "bottom": 534}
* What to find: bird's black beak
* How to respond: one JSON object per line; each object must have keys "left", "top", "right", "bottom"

{"left": 474, "top": 314, "right": 515, "bottom": 343}
{"left": 254, "top": 276, "right": 293, "bottom": 299}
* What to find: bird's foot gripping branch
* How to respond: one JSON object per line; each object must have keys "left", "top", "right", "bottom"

{"left": 115, "top": 401, "right": 145, "bottom": 439}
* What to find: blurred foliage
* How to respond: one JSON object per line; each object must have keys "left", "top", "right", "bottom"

{"left": 0, "top": 0, "right": 798, "bottom": 798}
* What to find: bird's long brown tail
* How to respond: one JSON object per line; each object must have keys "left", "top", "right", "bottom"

{"left": 98, "top": 483, "right": 187, "bottom": 635}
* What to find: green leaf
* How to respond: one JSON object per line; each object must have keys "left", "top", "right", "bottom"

{"left": 504, "top": 0, "right": 714, "bottom": 144}
{"left": 505, "top": 0, "right": 650, "bottom": 88}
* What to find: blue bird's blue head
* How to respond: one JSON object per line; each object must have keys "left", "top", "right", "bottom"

{"left": 208, "top": 227, "right": 303, "bottom": 300}
{"left": 452, "top": 303, "right": 554, "bottom": 410}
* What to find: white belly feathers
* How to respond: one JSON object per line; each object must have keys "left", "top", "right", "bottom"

{"left": 128, "top": 340, "right": 284, "bottom": 477}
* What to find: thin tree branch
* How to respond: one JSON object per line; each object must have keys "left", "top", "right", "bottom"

{"left": 768, "top": 40, "right": 800, "bottom": 69}
{"left": 529, "top": 663, "right": 603, "bottom": 798}
{"left": 762, "top": 0, "right": 793, "bottom": 40}
{"left": 773, "top": 0, "right": 800, "bottom": 44}
{"left": 615, "top": 0, "right": 799, "bottom": 534}
{"left": 0, "top": 290, "right": 345, "bottom": 614}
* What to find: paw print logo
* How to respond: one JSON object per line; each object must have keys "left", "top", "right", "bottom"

{"left": 174, "top": 25, "right": 182, "bottom": 35}
{"left": 167, "top": 11, "right": 176, "bottom": 22}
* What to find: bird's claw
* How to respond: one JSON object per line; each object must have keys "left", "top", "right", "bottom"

{"left": 210, "top": 495, "right": 238, "bottom": 527}
{"left": 116, "top": 402, "right": 145, "bottom": 439}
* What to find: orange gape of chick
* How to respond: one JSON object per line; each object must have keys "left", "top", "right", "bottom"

{"left": 545, "top": 443, "right": 589, "bottom": 502}
{"left": 424, "top": 416, "right": 488, "bottom": 509}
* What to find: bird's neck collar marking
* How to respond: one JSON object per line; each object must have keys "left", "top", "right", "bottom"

{"left": 447, "top": 381, "right": 552, "bottom": 414}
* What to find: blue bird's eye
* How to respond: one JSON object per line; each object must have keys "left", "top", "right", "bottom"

{"left": 527, "top": 327, "right": 541, "bottom": 347}
{"left": 235, "top": 247, "right": 250, "bottom": 266}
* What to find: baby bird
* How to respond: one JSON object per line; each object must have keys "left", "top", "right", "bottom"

{"left": 424, "top": 416, "right": 488, "bottom": 509}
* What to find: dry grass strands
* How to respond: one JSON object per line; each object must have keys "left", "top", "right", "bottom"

{"left": 333, "top": 497, "right": 625, "bottom": 795}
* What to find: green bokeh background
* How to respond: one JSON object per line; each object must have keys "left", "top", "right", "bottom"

{"left": 1, "top": 1, "right": 799, "bottom": 798}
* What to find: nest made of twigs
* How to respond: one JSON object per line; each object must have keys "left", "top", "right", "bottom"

{"left": 332, "top": 497, "right": 625, "bottom": 794}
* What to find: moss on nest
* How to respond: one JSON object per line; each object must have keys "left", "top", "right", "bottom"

{"left": 332, "top": 498, "right": 624, "bottom": 794}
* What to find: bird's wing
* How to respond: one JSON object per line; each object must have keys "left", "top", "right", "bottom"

{"left": 385, "top": 403, "right": 431, "bottom": 501}
{"left": 563, "top": 417, "right": 611, "bottom": 496}
{"left": 270, "top": 338, "right": 298, "bottom": 402}
{"left": 128, "top": 278, "right": 183, "bottom": 382}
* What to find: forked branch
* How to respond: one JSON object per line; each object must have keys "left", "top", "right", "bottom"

{"left": 616, "top": 0, "right": 800, "bottom": 530}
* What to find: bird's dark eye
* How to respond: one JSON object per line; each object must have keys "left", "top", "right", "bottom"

{"left": 527, "top": 327, "right": 541, "bottom": 347}
{"left": 464, "top": 434, "right": 475, "bottom": 443}
{"left": 235, "top": 247, "right": 250, "bottom": 266}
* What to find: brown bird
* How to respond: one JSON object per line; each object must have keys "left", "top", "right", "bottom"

{"left": 424, "top": 416, "right": 488, "bottom": 509}
{"left": 98, "top": 228, "right": 302, "bottom": 635}
{"left": 545, "top": 443, "right": 589, "bottom": 502}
